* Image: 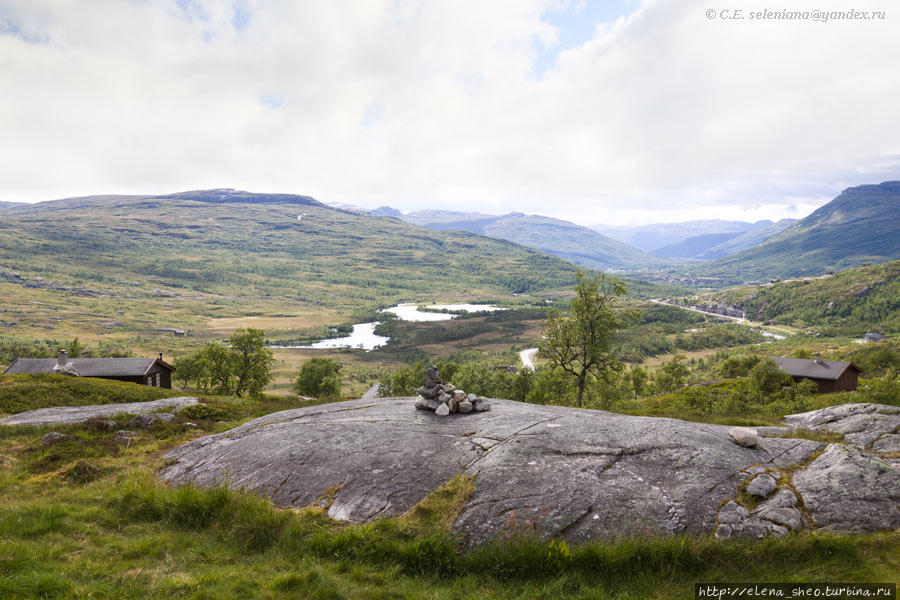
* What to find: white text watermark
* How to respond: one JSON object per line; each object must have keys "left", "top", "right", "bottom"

{"left": 706, "top": 8, "right": 886, "bottom": 22}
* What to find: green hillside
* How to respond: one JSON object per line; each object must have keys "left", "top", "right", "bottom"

{"left": 682, "top": 261, "right": 900, "bottom": 336}
{"left": 691, "top": 181, "right": 900, "bottom": 281}
{"left": 397, "top": 210, "right": 670, "bottom": 271}
{"left": 0, "top": 189, "right": 581, "bottom": 313}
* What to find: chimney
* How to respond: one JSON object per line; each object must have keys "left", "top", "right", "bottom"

{"left": 814, "top": 353, "right": 824, "bottom": 365}
{"left": 159, "top": 352, "right": 163, "bottom": 361}
{"left": 57, "top": 349, "right": 68, "bottom": 367}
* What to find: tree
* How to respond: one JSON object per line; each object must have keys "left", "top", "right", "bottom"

{"left": 750, "top": 358, "right": 792, "bottom": 398}
{"left": 539, "top": 270, "right": 634, "bottom": 407}
{"left": 173, "top": 354, "right": 200, "bottom": 390}
{"left": 67, "top": 337, "right": 85, "bottom": 358}
{"left": 229, "top": 328, "right": 275, "bottom": 398}
{"left": 295, "top": 357, "right": 342, "bottom": 399}
{"left": 196, "top": 343, "right": 237, "bottom": 395}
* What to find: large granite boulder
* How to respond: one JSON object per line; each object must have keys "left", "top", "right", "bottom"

{"left": 159, "top": 399, "right": 900, "bottom": 546}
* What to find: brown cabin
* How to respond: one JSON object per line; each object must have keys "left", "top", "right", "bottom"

{"left": 3, "top": 350, "right": 175, "bottom": 389}
{"left": 773, "top": 355, "right": 860, "bottom": 393}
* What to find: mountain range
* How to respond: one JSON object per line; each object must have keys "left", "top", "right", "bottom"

{"left": 593, "top": 219, "right": 781, "bottom": 253}
{"left": 377, "top": 209, "right": 670, "bottom": 271}
{"left": 0, "top": 190, "right": 582, "bottom": 313}
{"left": 691, "top": 181, "right": 900, "bottom": 281}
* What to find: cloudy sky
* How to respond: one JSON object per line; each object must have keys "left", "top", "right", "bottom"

{"left": 1, "top": 0, "right": 897, "bottom": 225}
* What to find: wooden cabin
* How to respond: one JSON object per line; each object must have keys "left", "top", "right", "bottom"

{"left": 4, "top": 350, "right": 175, "bottom": 388}
{"left": 773, "top": 355, "right": 860, "bottom": 394}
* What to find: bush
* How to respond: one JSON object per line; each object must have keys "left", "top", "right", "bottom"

{"left": 295, "top": 358, "right": 342, "bottom": 399}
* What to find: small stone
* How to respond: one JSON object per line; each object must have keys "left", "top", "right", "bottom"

{"left": 183, "top": 422, "right": 197, "bottom": 428}
{"left": 415, "top": 395, "right": 440, "bottom": 411}
{"left": 448, "top": 396, "right": 459, "bottom": 414}
{"left": 715, "top": 524, "right": 732, "bottom": 539}
{"left": 128, "top": 413, "right": 175, "bottom": 429}
{"left": 116, "top": 430, "right": 136, "bottom": 437}
{"left": 458, "top": 400, "right": 473, "bottom": 414}
{"left": 435, "top": 404, "right": 450, "bottom": 417}
{"left": 438, "top": 392, "right": 452, "bottom": 405}
{"left": 467, "top": 393, "right": 477, "bottom": 402}
{"left": 717, "top": 500, "right": 749, "bottom": 524}
{"left": 474, "top": 400, "right": 491, "bottom": 412}
{"left": 729, "top": 426, "right": 758, "bottom": 447}
{"left": 442, "top": 383, "right": 456, "bottom": 393}
{"left": 40, "top": 432, "right": 68, "bottom": 446}
{"left": 115, "top": 434, "right": 133, "bottom": 443}
{"left": 746, "top": 473, "right": 777, "bottom": 498}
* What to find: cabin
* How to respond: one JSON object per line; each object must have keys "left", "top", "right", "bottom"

{"left": 3, "top": 350, "right": 175, "bottom": 388}
{"left": 773, "top": 355, "right": 860, "bottom": 394}
{"left": 864, "top": 332, "right": 886, "bottom": 343}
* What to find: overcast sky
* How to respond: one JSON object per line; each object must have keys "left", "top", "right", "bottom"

{"left": 1, "top": 0, "right": 898, "bottom": 225}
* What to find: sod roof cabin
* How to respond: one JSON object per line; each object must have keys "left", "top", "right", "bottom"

{"left": 4, "top": 350, "right": 174, "bottom": 389}
{"left": 773, "top": 355, "right": 860, "bottom": 394}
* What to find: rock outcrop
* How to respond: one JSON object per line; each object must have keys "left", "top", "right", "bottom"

{"left": 159, "top": 399, "right": 900, "bottom": 546}
{"left": 0, "top": 397, "right": 199, "bottom": 427}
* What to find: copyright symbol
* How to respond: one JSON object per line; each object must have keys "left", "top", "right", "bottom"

{"left": 706, "top": 9, "right": 716, "bottom": 19}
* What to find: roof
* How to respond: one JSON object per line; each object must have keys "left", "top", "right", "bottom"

{"left": 772, "top": 356, "right": 859, "bottom": 381}
{"left": 865, "top": 332, "right": 886, "bottom": 340}
{"left": 3, "top": 357, "right": 174, "bottom": 377}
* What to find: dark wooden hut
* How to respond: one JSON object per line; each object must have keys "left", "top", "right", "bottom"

{"left": 773, "top": 355, "right": 860, "bottom": 394}
{"left": 4, "top": 350, "right": 174, "bottom": 389}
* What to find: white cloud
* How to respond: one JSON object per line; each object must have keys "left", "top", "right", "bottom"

{"left": 0, "top": 0, "right": 897, "bottom": 224}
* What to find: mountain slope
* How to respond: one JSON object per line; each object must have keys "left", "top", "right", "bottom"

{"left": 681, "top": 261, "right": 900, "bottom": 335}
{"left": 651, "top": 232, "right": 741, "bottom": 259}
{"left": 593, "top": 220, "right": 772, "bottom": 253}
{"left": 390, "top": 209, "right": 670, "bottom": 271}
{"left": 695, "top": 181, "right": 900, "bottom": 281}
{"left": 695, "top": 219, "right": 796, "bottom": 260}
{"left": 0, "top": 190, "right": 583, "bottom": 313}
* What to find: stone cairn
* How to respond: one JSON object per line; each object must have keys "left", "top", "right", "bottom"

{"left": 414, "top": 365, "right": 491, "bottom": 416}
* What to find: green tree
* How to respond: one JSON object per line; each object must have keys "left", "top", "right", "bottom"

{"left": 172, "top": 354, "right": 200, "bottom": 390}
{"left": 229, "top": 328, "right": 275, "bottom": 398}
{"left": 295, "top": 357, "right": 342, "bottom": 399}
{"left": 67, "top": 337, "right": 85, "bottom": 358}
{"left": 539, "top": 270, "right": 634, "bottom": 407}
{"left": 196, "top": 343, "right": 237, "bottom": 395}
{"left": 750, "top": 358, "right": 792, "bottom": 398}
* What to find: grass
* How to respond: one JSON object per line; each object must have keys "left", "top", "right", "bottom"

{"left": 0, "top": 383, "right": 897, "bottom": 598}
{"left": 0, "top": 373, "right": 175, "bottom": 415}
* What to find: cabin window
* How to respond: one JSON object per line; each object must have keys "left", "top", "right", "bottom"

{"left": 155, "top": 373, "right": 160, "bottom": 387}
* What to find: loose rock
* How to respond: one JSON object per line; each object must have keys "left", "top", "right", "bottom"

{"left": 728, "top": 426, "right": 758, "bottom": 447}
{"left": 412, "top": 365, "right": 489, "bottom": 417}
{"left": 40, "top": 432, "right": 69, "bottom": 446}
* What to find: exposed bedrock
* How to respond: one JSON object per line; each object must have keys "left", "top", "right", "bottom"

{"left": 159, "top": 399, "right": 899, "bottom": 546}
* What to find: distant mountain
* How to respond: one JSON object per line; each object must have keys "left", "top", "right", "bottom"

{"left": 370, "top": 206, "right": 404, "bottom": 218}
{"left": 695, "top": 181, "right": 900, "bottom": 281}
{"left": 0, "top": 190, "right": 584, "bottom": 312}
{"left": 594, "top": 220, "right": 773, "bottom": 253}
{"left": 0, "top": 201, "right": 25, "bottom": 211}
{"left": 381, "top": 208, "right": 670, "bottom": 271}
{"left": 651, "top": 232, "right": 742, "bottom": 259}
{"left": 695, "top": 219, "right": 796, "bottom": 260}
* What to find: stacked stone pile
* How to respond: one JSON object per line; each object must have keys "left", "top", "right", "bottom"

{"left": 414, "top": 365, "right": 490, "bottom": 416}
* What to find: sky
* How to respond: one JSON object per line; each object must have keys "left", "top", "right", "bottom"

{"left": 0, "top": 0, "right": 898, "bottom": 226}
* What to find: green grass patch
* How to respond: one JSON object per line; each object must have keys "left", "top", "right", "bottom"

{"left": 0, "top": 373, "right": 174, "bottom": 414}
